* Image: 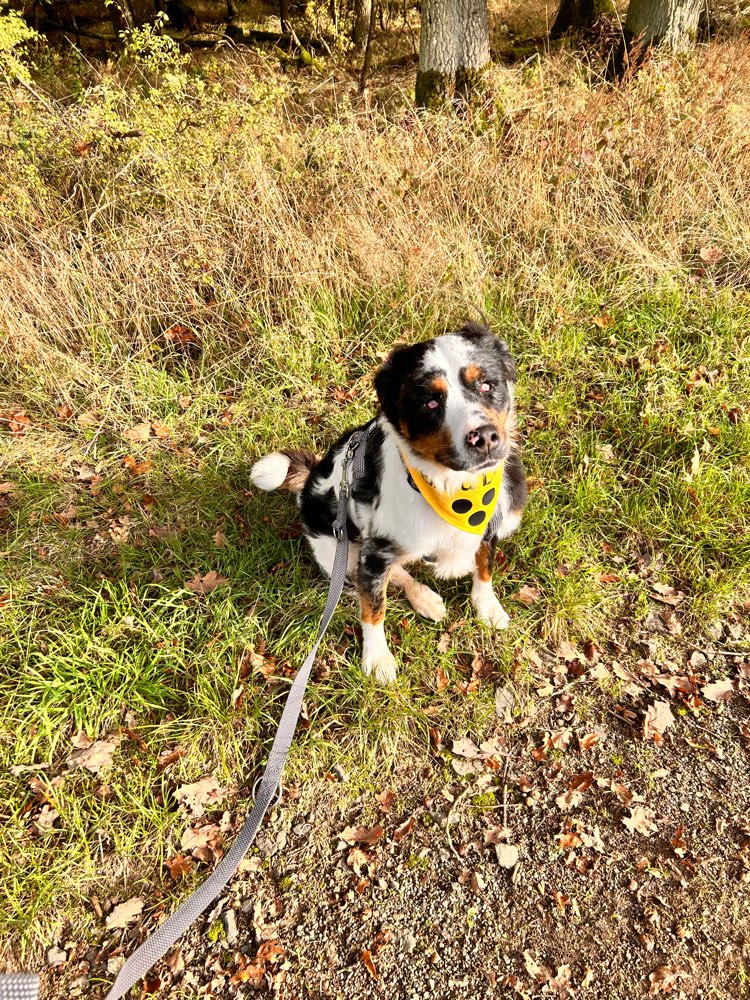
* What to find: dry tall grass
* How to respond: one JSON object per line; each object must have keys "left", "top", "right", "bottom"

{"left": 2, "top": 40, "right": 750, "bottom": 449}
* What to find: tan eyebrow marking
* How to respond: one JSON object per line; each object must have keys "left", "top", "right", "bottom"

{"left": 462, "top": 364, "right": 482, "bottom": 386}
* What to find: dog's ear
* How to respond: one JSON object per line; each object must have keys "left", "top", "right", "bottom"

{"left": 458, "top": 322, "right": 517, "bottom": 385}
{"left": 492, "top": 338, "right": 517, "bottom": 384}
{"left": 374, "top": 343, "right": 425, "bottom": 427}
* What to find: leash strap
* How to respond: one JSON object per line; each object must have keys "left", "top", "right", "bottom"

{"left": 0, "top": 428, "right": 370, "bottom": 1000}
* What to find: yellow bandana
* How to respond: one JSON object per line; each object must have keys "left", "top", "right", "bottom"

{"left": 404, "top": 461, "right": 504, "bottom": 534}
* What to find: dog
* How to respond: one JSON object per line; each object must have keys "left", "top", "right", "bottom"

{"left": 250, "top": 321, "right": 528, "bottom": 683}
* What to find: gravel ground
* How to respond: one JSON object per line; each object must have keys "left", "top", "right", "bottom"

{"left": 39, "top": 616, "right": 750, "bottom": 1000}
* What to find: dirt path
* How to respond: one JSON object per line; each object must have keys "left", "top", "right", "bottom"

{"left": 42, "top": 620, "right": 750, "bottom": 999}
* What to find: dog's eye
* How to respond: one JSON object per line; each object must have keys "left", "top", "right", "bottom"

{"left": 479, "top": 381, "right": 494, "bottom": 394}
{"left": 425, "top": 398, "right": 440, "bottom": 410}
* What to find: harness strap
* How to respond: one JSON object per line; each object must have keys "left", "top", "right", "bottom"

{"left": 0, "top": 426, "right": 370, "bottom": 1000}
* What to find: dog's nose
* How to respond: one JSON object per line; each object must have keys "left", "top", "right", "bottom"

{"left": 465, "top": 424, "right": 500, "bottom": 452}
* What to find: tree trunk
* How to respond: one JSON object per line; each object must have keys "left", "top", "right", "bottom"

{"left": 455, "top": 0, "right": 490, "bottom": 102}
{"left": 415, "top": 0, "right": 459, "bottom": 108}
{"left": 551, "top": 0, "right": 614, "bottom": 37}
{"left": 623, "top": 0, "right": 703, "bottom": 50}
{"left": 353, "top": 0, "right": 372, "bottom": 54}
{"left": 415, "top": 0, "right": 489, "bottom": 109}
{"left": 358, "top": 0, "right": 378, "bottom": 89}
{"left": 109, "top": 0, "right": 136, "bottom": 34}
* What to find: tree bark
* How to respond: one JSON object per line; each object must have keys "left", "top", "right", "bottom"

{"left": 623, "top": 0, "right": 703, "bottom": 50}
{"left": 550, "top": 0, "right": 614, "bottom": 37}
{"left": 455, "top": 0, "right": 489, "bottom": 103}
{"left": 415, "top": 0, "right": 459, "bottom": 108}
{"left": 358, "top": 0, "right": 378, "bottom": 90}
{"left": 353, "top": 0, "right": 372, "bottom": 54}
{"left": 415, "top": 0, "right": 489, "bottom": 109}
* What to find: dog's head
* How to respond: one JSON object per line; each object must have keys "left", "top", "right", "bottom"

{"left": 374, "top": 322, "right": 518, "bottom": 474}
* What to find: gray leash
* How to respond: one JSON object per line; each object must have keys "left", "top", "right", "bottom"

{"left": 0, "top": 427, "right": 370, "bottom": 1000}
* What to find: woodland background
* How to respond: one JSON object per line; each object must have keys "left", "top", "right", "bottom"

{"left": 2, "top": 0, "right": 750, "bottom": 997}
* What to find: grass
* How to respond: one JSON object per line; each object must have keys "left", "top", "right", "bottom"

{"left": 1, "top": 21, "right": 750, "bottom": 975}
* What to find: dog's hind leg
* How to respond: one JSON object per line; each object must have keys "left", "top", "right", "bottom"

{"left": 389, "top": 565, "right": 447, "bottom": 623}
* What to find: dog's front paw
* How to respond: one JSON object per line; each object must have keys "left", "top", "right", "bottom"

{"left": 473, "top": 594, "right": 510, "bottom": 630}
{"left": 407, "top": 582, "right": 447, "bottom": 622}
{"left": 361, "top": 648, "right": 398, "bottom": 684}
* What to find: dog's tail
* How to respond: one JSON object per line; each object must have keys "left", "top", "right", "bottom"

{"left": 250, "top": 449, "right": 319, "bottom": 493}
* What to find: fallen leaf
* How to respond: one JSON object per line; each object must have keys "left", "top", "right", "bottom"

{"left": 578, "top": 733, "right": 600, "bottom": 751}
{"left": 123, "top": 455, "right": 151, "bottom": 477}
{"left": 649, "top": 583, "right": 685, "bottom": 606}
{"left": 484, "top": 826, "right": 511, "bottom": 845}
{"left": 35, "top": 805, "right": 59, "bottom": 832}
{"left": 57, "top": 404, "right": 73, "bottom": 421}
{"left": 361, "top": 949, "right": 378, "bottom": 980}
{"left": 556, "top": 641, "right": 580, "bottom": 662}
{"left": 347, "top": 847, "right": 371, "bottom": 875}
{"left": 622, "top": 805, "right": 658, "bottom": 837}
{"left": 392, "top": 816, "right": 417, "bottom": 842}
{"left": 513, "top": 584, "right": 541, "bottom": 606}
{"left": 699, "top": 245, "right": 724, "bottom": 264}
{"left": 66, "top": 736, "right": 119, "bottom": 773}
{"left": 256, "top": 940, "right": 286, "bottom": 963}
{"left": 181, "top": 823, "right": 223, "bottom": 862}
{"left": 157, "top": 747, "right": 185, "bottom": 771}
{"left": 151, "top": 421, "right": 170, "bottom": 439}
{"left": 686, "top": 446, "right": 700, "bottom": 482}
{"left": 212, "top": 531, "right": 228, "bottom": 548}
{"left": 376, "top": 788, "right": 395, "bottom": 813}
{"left": 546, "top": 963, "right": 573, "bottom": 997}
{"left": 702, "top": 678, "right": 735, "bottom": 702}
{"left": 643, "top": 701, "right": 675, "bottom": 744}
{"left": 0, "top": 481, "right": 17, "bottom": 494}
{"left": 123, "top": 422, "right": 151, "bottom": 443}
{"left": 6, "top": 411, "right": 31, "bottom": 435}
{"left": 555, "top": 789, "right": 584, "bottom": 812}
{"left": 653, "top": 673, "right": 697, "bottom": 698}
{"left": 175, "top": 777, "right": 229, "bottom": 818}
{"left": 339, "top": 825, "right": 384, "bottom": 846}
{"left": 166, "top": 854, "right": 194, "bottom": 881}
{"left": 648, "top": 964, "right": 688, "bottom": 995}
{"left": 495, "top": 685, "right": 515, "bottom": 721}
{"left": 452, "top": 737, "right": 481, "bottom": 759}
{"left": 230, "top": 963, "right": 265, "bottom": 985}
{"left": 435, "top": 665, "right": 449, "bottom": 692}
{"left": 163, "top": 324, "right": 201, "bottom": 350}
{"left": 184, "top": 571, "right": 229, "bottom": 595}
{"left": 106, "top": 896, "right": 144, "bottom": 929}
{"left": 524, "top": 950, "right": 551, "bottom": 983}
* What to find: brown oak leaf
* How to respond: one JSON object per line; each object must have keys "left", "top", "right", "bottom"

{"left": 339, "top": 824, "right": 384, "bottom": 846}
{"left": 623, "top": 805, "right": 658, "bottom": 837}
{"left": 175, "top": 777, "right": 229, "bottom": 818}
{"left": 643, "top": 701, "right": 675, "bottom": 744}
{"left": 66, "top": 736, "right": 119, "bottom": 773}
{"left": 702, "top": 678, "right": 735, "bottom": 702}
{"left": 123, "top": 422, "right": 152, "bottom": 443}
{"left": 184, "top": 571, "right": 229, "bottom": 595}
{"left": 106, "top": 896, "right": 144, "bottom": 929}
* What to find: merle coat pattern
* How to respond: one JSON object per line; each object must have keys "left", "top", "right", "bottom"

{"left": 250, "top": 322, "right": 528, "bottom": 683}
